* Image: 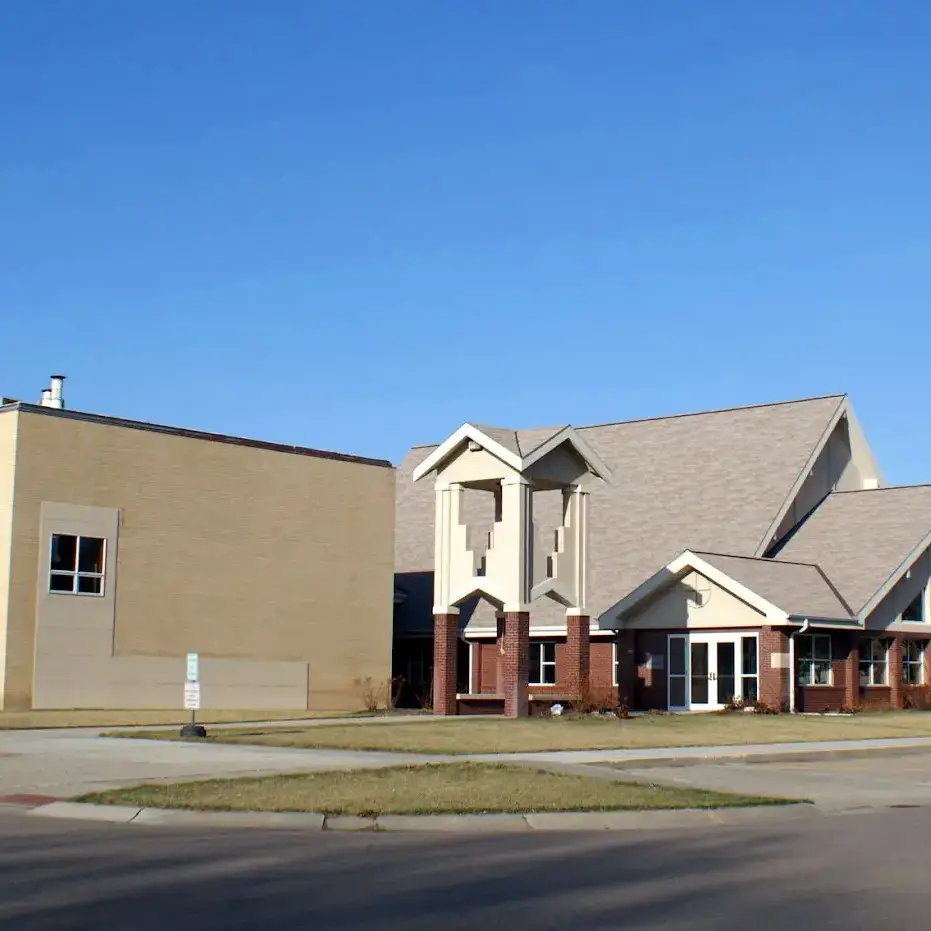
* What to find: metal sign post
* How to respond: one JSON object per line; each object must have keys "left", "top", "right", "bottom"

{"left": 180, "top": 652, "right": 207, "bottom": 738}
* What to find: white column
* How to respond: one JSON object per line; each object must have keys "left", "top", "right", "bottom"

{"left": 499, "top": 475, "right": 533, "bottom": 612}
{"left": 573, "top": 486, "right": 589, "bottom": 615}
{"left": 432, "top": 482, "right": 462, "bottom": 615}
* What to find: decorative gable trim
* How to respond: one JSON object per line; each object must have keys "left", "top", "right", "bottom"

{"left": 597, "top": 550, "right": 790, "bottom": 629}
{"left": 412, "top": 424, "right": 523, "bottom": 481}
{"left": 754, "top": 396, "right": 848, "bottom": 556}
{"left": 859, "top": 530, "right": 931, "bottom": 619}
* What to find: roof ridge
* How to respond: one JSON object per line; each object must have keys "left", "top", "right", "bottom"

{"left": 695, "top": 549, "right": 822, "bottom": 570}
{"left": 575, "top": 393, "right": 847, "bottom": 432}
{"left": 406, "top": 393, "right": 848, "bottom": 451}
{"left": 832, "top": 483, "right": 931, "bottom": 495}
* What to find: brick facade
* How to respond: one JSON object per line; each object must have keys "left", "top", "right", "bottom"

{"left": 501, "top": 612, "right": 530, "bottom": 717}
{"left": 450, "top": 627, "right": 931, "bottom": 715}
{"left": 565, "top": 614, "right": 591, "bottom": 698}
{"left": 432, "top": 613, "right": 459, "bottom": 716}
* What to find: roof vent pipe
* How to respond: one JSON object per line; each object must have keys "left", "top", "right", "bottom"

{"left": 43, "top": 375, "right": 66, "bottom": 409}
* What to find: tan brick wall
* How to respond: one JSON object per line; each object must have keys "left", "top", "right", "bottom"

{"left": 3, "top": 409, "right": 395, "bottom": 710}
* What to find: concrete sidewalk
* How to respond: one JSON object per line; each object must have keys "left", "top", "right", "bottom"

{"left": 476, "top": 735, "right": 931, "bottom": 766}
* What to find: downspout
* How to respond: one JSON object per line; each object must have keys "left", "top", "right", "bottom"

{"left": 788, "top": 619, "right": 810, "bottom": 713}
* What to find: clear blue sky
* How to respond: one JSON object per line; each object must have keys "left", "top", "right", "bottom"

{"left": 2, "top": 1, "right": 929, "bottom": 480}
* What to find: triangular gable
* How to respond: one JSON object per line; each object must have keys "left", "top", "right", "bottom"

{"left": 412, "top": 422, "right": 612, "bottom": 483}
{"left": 597, "top": 550, "right": 790, "bottom": 629}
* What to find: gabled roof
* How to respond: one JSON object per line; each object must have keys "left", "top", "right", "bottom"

{"left": 597, "top": 550, "right": 853, "bottom": 628}
{"left": 776, "top": 485, "right": 931, "bottom": 615}
{"left": 411, "top": 422, "right": 613, "bottom": 483}
{"left": 396, "top": 394, "right": 847, "bottom": 632}
{"left": 695, "top": 552, "right": 853, "bottom": 620}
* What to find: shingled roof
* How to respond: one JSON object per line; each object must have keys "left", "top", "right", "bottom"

{"left": 395, "top": 395, "right": 846, "bottom": 633}
{"left": 776, "top": 486, "right": 931, "bottom": 615}
{"left": 694, "top": 552, "right": 853, "bottom": 620}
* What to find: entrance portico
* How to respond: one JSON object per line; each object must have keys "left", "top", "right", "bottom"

{"left": 412, "top": 423, "right": 611, "bottom": 716}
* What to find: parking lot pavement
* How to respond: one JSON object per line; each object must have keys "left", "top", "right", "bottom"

{"left": 610, "top": 751, "right": 931, "bottom": 809}
{"left": 0, "top": 728, "right": 437, "bottom": 799}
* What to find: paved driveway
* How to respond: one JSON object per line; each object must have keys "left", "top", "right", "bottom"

{"left": 610, "top": 751, "right": 931, "bottom": 809}
{"left": 0, "top": 727, "right": 437, "bottom": 798}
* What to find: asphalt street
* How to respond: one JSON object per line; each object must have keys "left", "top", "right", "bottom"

{"left": 1, "top": 805, "right": 928, "bottom": 930}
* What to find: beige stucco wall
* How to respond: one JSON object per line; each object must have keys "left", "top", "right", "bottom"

{"left": 622, "top": 570, "right": 766, "bottom": 630}
{"left": 3, "top": 409, "right": 395, "bottom": 710}
{"left": 0, "top": 411, "right": 18, "bottom": 702}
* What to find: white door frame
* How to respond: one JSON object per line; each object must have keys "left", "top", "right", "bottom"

{"left": 667, "top": 632, "right": 759, "bottom": 711}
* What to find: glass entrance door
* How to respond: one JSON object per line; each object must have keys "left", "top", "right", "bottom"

{"left": 667, "top": 633, "right": 758, "bottom": 711}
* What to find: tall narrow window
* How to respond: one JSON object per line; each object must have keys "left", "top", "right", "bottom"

{"left": 797, "top": 634, "right": 832, "bottom": 686}
{"left": 903, "top": 641, "right": 926, "bottom": 685}
{"left": 859, "top": 639, "right": 889, "bottom": 686}
{"left": 49, "top": 534, "right": 106, "bottom": 596}
{"left": 529, "top": 641, "right": 557, "bottom": 686}
{"left": 902, "top": 590, "right": 926, "bottom": 623}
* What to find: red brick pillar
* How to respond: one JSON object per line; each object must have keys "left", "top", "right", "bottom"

{"left": 495, "top": 615, "right": 505, "bottom": 695}
{"left": 502, "top": 611, "right": 530, "bottom": 717}
{"left": 433, "top": 613, "right": 459, "bottom": 716}
{"left": 565, "top": 613, "right": 591, "bottom": 700}
{"left": 759, "top": 626, "right": 790, "bottom": 710}
{"left": 890, "top": 636, "right": 904, "bottom": 709}
{"left": 845, "top": 633, "right": 860, "bottom": 710}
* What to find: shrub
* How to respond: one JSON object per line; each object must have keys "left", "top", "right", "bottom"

{"left": 353, "top": 676, "right": 406, "bottom": 713}
{"left": 570, "top": 685, "right": 621, "bottom": 716}
{"left": 904, "top": 686, "right": 931, "bottom": 711}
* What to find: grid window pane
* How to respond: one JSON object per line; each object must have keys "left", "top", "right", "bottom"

{"left": 77, "top": 575, "right": 103, "bottom": 595}
{"left": 529, "top": 642, "right": 556, "bottom": 685}
{"left": 741, "top": 637, "right": 758, "bottom": 675}
{"left": 49, "top": 573, "right": 75, "bottom": 592}
{"left": 49, "top": 534, "right": 106, "bottom": 597}
{"left": 50, "top": 534, "right": 77, "bottom": 572}
{"left": 78, "top": 537, "right": 105, "bottom": 574}
{"left": 798, "top": 635, "right": 832, "bottom": 686}
{"left": 669, "top": 638, "right": 686, "bottom": 676}
{"left": 903, "top": 640, "right": 926, "bottom": 685}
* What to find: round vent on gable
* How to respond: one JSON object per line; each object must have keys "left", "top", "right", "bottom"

{"left": 692, "top": 575, "right": 713, "bottom": 608}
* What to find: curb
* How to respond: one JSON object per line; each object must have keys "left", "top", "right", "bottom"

{"left": 25, "top": 799, "right": 822, "bottom": 832}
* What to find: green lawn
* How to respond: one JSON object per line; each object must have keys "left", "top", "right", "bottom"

{"left": 75, "top": 763, "right": 798, "bottom": 816}
{"left": 107, "top": 710, "right": 931, "bottom": 755}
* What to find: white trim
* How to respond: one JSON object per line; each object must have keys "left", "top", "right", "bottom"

{"left": 412, "top": 424, "right": 523, "bottom": 482}
{"left": 860, "top": 531, "right": 931, "bottom": 620}
{"left": 754, "top": 396, "right": 848, "bottom": 556}
{"left": 612, "top": 641, "right": 618, "bottom": 687}
{"left": 432, "top": 605, "right": 460, "bottom": 616}
{"left": 597, "top": 550, "right": 790, "bottom": 629}
{"left": 467, "top": 641, "right": 475, "bottom": 693}
{"left": 412, "top": 422, "right": 614, "bottom": 484}
{"left": 462, "top": 625, "right": 614, "bottom": 639}
{"left": 521, "top": 426, "right": 614, "bottom": 482}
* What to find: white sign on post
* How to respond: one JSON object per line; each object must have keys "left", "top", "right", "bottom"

{"left": 184, "top": 681, "right": 201, "bottom": 710}
{"left": 186, "top": 652, "right": 199, "bottom": 682}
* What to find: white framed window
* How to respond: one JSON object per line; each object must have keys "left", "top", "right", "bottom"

{"left": 529, "top": 641, "right": 556, "bottom": 686}
{"left": 49, "top": 534, "right": 106, "bottom": 596}
{"left": 797, "top": 634, "right": 832, "bottom": 686}
{"left": 903, "top": 640, "right": 926, "bottom": 685}
{"left": 859, "top": 638, "right": 889, "bottom": 687}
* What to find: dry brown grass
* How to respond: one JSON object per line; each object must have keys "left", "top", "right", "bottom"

{"left": 109, "top": 710, "right": 931, "bottom": 754}
{"left": 0, "top": 709, "right": 355, "bottom": 730}
{"left": 76, "top": 763, "right": 796, "bottom": 815}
